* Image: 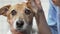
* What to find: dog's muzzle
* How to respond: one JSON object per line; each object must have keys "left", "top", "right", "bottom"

{"left": 13, "top": 19, "right": 28, "bottom": 31}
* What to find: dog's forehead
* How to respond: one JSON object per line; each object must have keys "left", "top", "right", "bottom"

{"left": 10, "top": 3, "right": 29, "bottom": 11}
{"left": 8, "top": 2, "right": 32, "bottom": 14}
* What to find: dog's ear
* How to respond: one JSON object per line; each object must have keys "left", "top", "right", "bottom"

{"left": 0, "top": 5, "right": 11, "bottom": 16}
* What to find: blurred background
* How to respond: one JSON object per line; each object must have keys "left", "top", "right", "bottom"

{"left": 0, "top": 0, "right": 49, "bottom": 34}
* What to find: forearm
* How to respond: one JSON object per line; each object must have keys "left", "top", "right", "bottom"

{"left": 34, "top": 0, "right": 52, "bottom": 34}
{"left": 35, "top": 9, "right": 52, "bottom": 34}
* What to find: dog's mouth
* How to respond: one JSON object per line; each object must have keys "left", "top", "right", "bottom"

{"left": 16, "top": 28, "right": 24, "bottom": 32}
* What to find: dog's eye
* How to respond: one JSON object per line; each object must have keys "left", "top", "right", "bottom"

{"left": 25, "top": 9, "right": 31, "bottom": 15}
{"left": 11, "top": 10, "right": 17, "bottom": 16}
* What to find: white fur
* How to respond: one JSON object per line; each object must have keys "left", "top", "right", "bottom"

{"left": 22, "top": 20, "right": 27, "bottom": 30}
{"left": 7, "top": 30, "right": 12, "bottom": 34}
{"left": 13, "top": 19, "right": 18, "bottom": 29}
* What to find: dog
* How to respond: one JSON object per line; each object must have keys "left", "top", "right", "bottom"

{"left": 0, "top": 0, "right": 39, "bottom": 34}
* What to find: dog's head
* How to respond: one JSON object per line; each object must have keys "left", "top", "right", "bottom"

{"left": 0, "top": 0, "right": 38, "bottom": 32}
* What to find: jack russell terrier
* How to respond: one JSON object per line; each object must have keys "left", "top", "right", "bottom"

{"left": 0, "top": 0, "right": 39, "bottom": 34}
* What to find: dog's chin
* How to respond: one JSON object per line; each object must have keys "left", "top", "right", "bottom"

{"left": 16, "top": 28, "right": 26, "bottom": 32}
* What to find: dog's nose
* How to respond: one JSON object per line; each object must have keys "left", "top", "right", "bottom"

{"left": 16, "top": 21, "right": 24, "bottom": 27}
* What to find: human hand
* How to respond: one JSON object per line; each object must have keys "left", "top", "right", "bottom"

{"left": 52, "top": 0, "right": 60, "bottom": 6}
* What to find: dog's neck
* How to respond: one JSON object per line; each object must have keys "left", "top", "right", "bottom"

{"left": 7, "top": 29, "right": 31, "bottom": 34}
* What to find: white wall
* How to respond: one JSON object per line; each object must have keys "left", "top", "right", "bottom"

{"left": 0, "top": 0, "right": 49, "bottom": 34}
{"left": 40, "top": 0, "right": 49, "bottom": 20}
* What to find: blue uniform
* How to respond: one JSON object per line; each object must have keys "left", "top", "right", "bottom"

{"left": 47, "top": 0, "right": 60, "bottom": 34}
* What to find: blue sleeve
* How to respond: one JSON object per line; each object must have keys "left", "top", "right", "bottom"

{"left": 56, "top": 7, "right": 60, "bottom": 34}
